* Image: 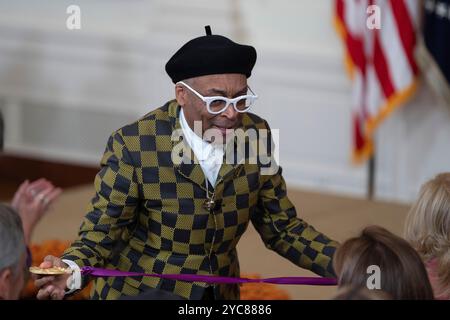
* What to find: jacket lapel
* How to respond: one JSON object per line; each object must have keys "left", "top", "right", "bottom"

{"left": 215, "top": 133, "right": 247, "bottom": 188}
{"left": 169, "top": 101, "right": 208, "bottom": 192}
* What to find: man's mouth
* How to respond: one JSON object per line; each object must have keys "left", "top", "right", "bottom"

{"left": 206, "top": 124, "right": 240, "bottom": 144}
{"left": 211, "top": 125, "right": 234, "bottom": 135}
{"left": 211, "top": 124, "right": 236, "bottom": 137}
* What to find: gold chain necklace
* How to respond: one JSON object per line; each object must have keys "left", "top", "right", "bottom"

{"left": 203, "top": 177, "right": 215, "bottom": 211}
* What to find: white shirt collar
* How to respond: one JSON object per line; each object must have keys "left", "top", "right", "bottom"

{"left": 179, "top": 108, "right": 223, "bottom": 186}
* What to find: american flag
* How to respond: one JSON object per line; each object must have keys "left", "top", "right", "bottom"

{"left": 334, "top": 0, "right": 420, "bottom": 163}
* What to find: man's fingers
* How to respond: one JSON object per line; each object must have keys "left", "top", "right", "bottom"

{"left": 41, "top": 255, "right": 56, "bottom": 266}
{"left": 43, "top": 255, "right": 56, "bottom": 262}
{"left": 34, "top": 276, "right": 55, "bottom": 288}
{"left": 36, "top": 283, "right": 56, "bottom": 300}
{"left": 41, "top": 255, "right": 61, "bottom": 267}
{"left": 44, "top": 285, "right": 64, "bottom": 300}
{"left": 36, "top": 285, "right": 62, "bottom": 300}
{"left": 36, "top": 288, "right": 51, "bottom": 300}
{"left": 41, "top": 255, "right": 65, "bottom": 268}
{"left": 39, "top": 260, "right": 53, "bottom": 268}
{"left": 51, "top": 288, "right": 65, "bottom": 300}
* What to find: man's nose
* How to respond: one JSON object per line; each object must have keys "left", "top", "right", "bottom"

{"left": 221, "top": 102, "right": 238, "bottom": 119}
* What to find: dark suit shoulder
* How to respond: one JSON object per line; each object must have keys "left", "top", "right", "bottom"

{"left": 116, "top": 100, "right": 176, "bottom": 139}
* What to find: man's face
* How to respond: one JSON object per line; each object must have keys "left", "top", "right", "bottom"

{"left": 175, "top": 73, "right": 248, "bottom": 139}
{"left": 0, "top": 252, "right": 26, "bottom": 300}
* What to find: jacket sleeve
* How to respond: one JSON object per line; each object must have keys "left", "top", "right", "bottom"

{"left": 61, "top": 130, "right": 140, "bottom": 281}
{"left": 250, "top": 121, "right": 339, "bottom": 278}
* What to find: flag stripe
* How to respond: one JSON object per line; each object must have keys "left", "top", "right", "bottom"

{"left": 377, "top": 0, "right": 414, "bottom": 92}
{"left": 389, "top": 0, "right": 418, "bottom": 74}
{"left": 336, "top": 0, "right": 344, "bottom": 21}
{"left": 404, "top": 0, "right": 420, "bottom": 34}
{"left": 373, "top": 31, "right": 395, "bottom": 98}
{"left": 337, "top": 0, "right": 367, "bottom": 75}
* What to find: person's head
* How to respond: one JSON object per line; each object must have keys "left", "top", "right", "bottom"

{"left": 175, "top": 74, "right": 248, "bottom": 136}
{"left": 333, "top": 225, "right": 434, "bottom": 300}
{"left": 332, "top": 285, "right": 392, "bottom": 300}
{"left": 166, "top": 26, "right": 257, "bottom": 140}
{"left": 404, "top": 173, "right": 450, "bottom": 297}
{"left": 0, "top": 204, "right": 27, "bottom": 300}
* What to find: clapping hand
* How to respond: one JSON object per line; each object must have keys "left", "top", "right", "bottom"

{"left": 11, "top": 178, "right": 62, "bottom": 244}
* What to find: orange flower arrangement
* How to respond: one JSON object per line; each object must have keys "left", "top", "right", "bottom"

{"left": 240, "top": 274, "right": 291, "bottom": 300}
{"left": 22, "top": 240, "right": 290, "bottom": 300}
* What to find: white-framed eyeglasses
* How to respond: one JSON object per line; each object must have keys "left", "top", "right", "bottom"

{"left": 176, "top": 81, "right": 258, "bottom": 115}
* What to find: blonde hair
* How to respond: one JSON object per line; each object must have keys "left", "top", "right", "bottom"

{"left": 404, "top": 173, "right": 450, "bottom": 297}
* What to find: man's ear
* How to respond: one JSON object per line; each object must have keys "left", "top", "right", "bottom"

{"left": 0, "top": 268, "right": 12, "bottom": 299}
{"left": 175, "top": 85, "right": 186, "bottom": 107}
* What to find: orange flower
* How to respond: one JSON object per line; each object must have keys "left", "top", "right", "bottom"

{"left": 240, "top": 274, "right": 291, "bottom": 300}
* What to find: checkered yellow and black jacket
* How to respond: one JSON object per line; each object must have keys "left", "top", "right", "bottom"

{"left": 62, "top": 100, "right": 339, "bottom": 300}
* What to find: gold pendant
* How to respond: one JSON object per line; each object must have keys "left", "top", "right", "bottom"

{"left": 203, "top": 198, "right": 215, "bottom": 210}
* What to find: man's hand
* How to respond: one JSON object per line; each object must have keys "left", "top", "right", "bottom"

{"left": 35, "top": 255, "right": 71, "bottom": 300}
{"left": 11, "top": 179, "right": 62, "bottom": 244}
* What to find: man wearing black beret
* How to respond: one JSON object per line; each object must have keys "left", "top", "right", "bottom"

{"left": 35, "top": 26, "right": 339, "bottom": 300}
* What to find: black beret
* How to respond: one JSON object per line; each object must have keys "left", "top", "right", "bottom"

{"left": 165, "top": 26, "right": 257, "bottom": 83}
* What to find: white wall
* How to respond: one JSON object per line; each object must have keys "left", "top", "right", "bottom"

{"left": 375, "top": 83, "right": 450, "bottom": 203}
{"left": 1, "top": 0, "right": 449, "bottom": 203}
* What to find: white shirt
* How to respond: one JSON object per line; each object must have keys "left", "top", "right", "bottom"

{"left": 64, "top": 108, "right": 224, "bottom": 293}
{"left": 179, "top": 108, "right": 224, "bottom": 186}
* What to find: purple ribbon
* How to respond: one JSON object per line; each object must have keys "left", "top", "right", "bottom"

{"left": 81, "top": 266, "right": 337, "bottom": 286}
